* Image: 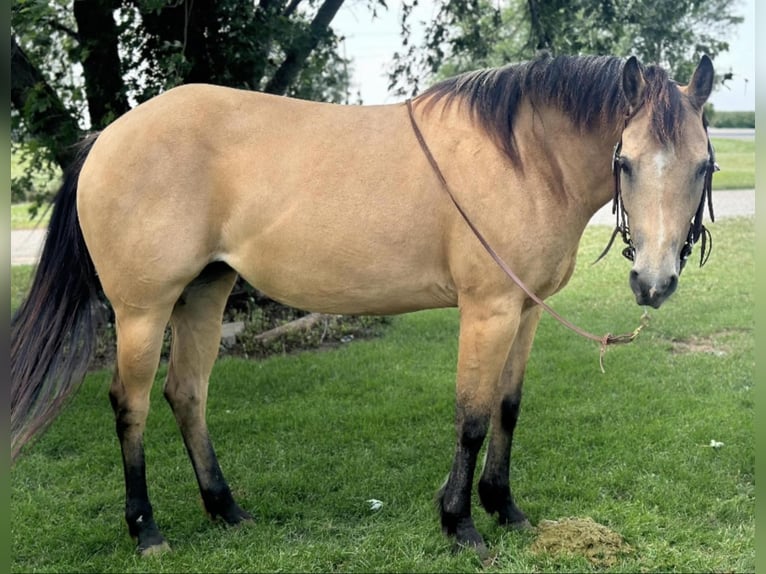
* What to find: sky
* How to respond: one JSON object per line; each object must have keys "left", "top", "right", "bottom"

{"left": 332, "top": 0, "right": 756, "bottom": 111}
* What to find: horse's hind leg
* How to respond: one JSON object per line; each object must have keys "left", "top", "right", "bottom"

{"left": 109, "top": 305, "right": 175, "bottom": 555}
{"left": 478, "top": 306, "right": 542, "bottom": 529}
{"left": 163, "top": 264, "right": 251, "bottom": 525}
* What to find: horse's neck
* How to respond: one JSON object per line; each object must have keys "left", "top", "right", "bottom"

{"left": 519, "top": 106, "right": 621, "bottom": 219}
{"left": 413, "top": 98, "right": 620, "bottom": 231}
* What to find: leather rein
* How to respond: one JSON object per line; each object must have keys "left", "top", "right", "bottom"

{"left": 405, "top": 99, "right": 715, "bottom": 372}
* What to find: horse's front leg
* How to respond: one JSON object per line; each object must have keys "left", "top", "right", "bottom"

{"left": 439, "top": 298, "right": 521, "bottom": 554}
{"left": 478, "top": 305, "right": 542, "bottom": 528}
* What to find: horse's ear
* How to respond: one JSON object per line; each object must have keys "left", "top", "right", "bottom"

{"left": 687, "top": 54, "right": 714, "bottom": 109}
{"left": 622, "top": 56, "right": 645, "bottom": 110}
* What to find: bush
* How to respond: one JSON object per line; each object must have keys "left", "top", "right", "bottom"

{"left": 707, "top": 110, "right": 755, "bottom": 129}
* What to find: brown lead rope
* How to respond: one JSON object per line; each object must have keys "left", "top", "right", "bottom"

{"left": 405, "top": 99, "right": 647, "bottom": 372}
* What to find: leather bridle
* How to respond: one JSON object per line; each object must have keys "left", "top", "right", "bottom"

{"left": 594, "top": 120, "right": 719, "bottom": 271}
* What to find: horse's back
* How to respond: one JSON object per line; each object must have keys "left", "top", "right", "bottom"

{"left": 76, "top": 85, "right": 456, "bottom": 314}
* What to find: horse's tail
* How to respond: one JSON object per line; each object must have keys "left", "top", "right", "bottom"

{"left": 11, "top": 134, "right": 102, "bottom": 461}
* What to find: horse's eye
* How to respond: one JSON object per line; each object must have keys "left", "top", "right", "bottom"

{"left": 619, "top": 159, "right": 632, "bottom": 176}
{"left": 697, "top": 163, "right": 709, "bottom": 178}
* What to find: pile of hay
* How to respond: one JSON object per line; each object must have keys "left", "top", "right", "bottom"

{"left": 529, "top": 516, "right": 633, "bottom": 567}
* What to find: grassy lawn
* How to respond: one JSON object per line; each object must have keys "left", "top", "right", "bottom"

{"left": 11, "top": 202, "right": 53, "bottom": 230}
{"left": 10, "top": 217, "right": 753, "bottom": 572}
{"left": 11, "top": 266, "right": 35, "bottom": 313}
{"left": 709, "top": 138, "right": 755, "bottom": 190}
{"left": 10, "top": 143, "right": 61, "bottom": 228}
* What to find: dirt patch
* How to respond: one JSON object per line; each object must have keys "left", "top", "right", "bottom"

{"left": 670, "top": 338, "right": 727, "bottom": 356}
{"left": 668, "top": 329, "right": 746, "bottom": 356}
{"left": 529, "top": 516, "right": 633, "bottom": 567}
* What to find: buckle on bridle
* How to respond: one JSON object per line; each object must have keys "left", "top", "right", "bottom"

{"left": 611, "top": 141, "right": 622, "bottom": 175}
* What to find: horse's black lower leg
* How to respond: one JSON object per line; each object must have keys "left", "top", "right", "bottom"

{"left": 165, "top": 267, "right": 249, "bottom": 526}
{"left": 115, "top": 416, "right": 168, "bottom": 553}
{"left": 110, "top": 369, "right": 169, "bottom": 555}
{"left": 438, "top": 409, "right": 490, "bottom": 553}
{"left": 477, "top": 306, "right": 541, "bottom": 529}
{"left": 109, "top": 306, "right": 175, "bottom": 556}
{"left": 478, "top": 391, "right": 530, "bottom": 528}
{"left": 443, "top": 301, "right": 523, "bottom": 556}
{"left": 164, "top": 392, "right": 251, "bottom": 525}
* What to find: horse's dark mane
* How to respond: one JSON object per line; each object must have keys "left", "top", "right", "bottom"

{"left": 418, "top": 53, "right": 688, "bottom": 163}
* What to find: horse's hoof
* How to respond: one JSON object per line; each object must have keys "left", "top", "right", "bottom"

{"left": 507, "top": 518, "right": 533, "bottom": 530}
{"left": 454, "top": 538, "right": 492, "bottom": 563}
{"left": 468, "top": 541, "right": 491, "bottom": 562}
{"left": 134, "top": 522, "right": 170, "bottom": 557}
{"left": 447, "top": 518, "right": 489, "bottom": 560}
{"left": 203, "top": 495, "right": 253, "bottom": 526}
{"left": 213, "top": 505, "right": 253, "bottom": 526}
{"left": 229, "top": 509, "right": 254, "bottom": 527}
{"left": 138, "top": 540, "right": 171, "bottom": 557}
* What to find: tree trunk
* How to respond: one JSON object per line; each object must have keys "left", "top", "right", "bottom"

{"left": 264, "top": 0, "right": 345, "bottom": 95}
{"left": 73, "top": 0, "right": 130, "bottom": 128}
{"left": 526, "top": 0, "right": 552, "bottom": 51}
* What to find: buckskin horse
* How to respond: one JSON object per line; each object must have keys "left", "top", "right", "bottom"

{"left": 11, "top": 53, "right": 716, "bottom": 556}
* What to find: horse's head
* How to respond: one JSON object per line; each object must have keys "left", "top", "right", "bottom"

{"left": 615, "top": 55, "right": 715, "bottom": 308}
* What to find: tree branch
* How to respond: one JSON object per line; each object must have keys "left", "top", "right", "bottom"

{"left": 283, "top": 0, "right": 303, "bottom": 17}
{"left": 253, "top": 313, "right": 333, "bottom": 343}
{"left": 10, "top": 35, "right": 82, "bottom": 168}
{"left": 44, "top": 18, "right": 80, "bottom": 40}
{"left": 264, "top": 0, "right": 345, "bottom": 95}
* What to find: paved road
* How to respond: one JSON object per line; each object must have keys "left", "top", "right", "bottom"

{"left": 11, "top": 189, "right": 755, "bottom": 266}
{"left": 708, "top": 127, "right": 755, "bottom": 141}
{"left": 11, "top": 228, "right": 48, "bottom": 266}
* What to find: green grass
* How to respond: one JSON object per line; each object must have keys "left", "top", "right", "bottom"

{"left": 709, "top": 138, "right": 755, "bottom": 190}
{"left": 11, "top": 266, "right": 34, "bottom": 313}
{"left": 11, "top": 202, "right": 52, "bottom": 230}
{"left": 10, "top": 218, "right": 753, "bottom": 572}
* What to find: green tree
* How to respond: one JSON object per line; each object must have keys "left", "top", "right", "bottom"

{"left": 11, "top": 0, "right": 373, "bottom": 201}
{"left": 389, "top": 0, "right": 744, "bottom": 96}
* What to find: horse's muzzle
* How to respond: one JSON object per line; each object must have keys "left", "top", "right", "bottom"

{"left": 629, "top": 269, "right": 678, "bottom": 308}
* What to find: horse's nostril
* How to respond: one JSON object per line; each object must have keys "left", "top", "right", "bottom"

{"left": 629, "top": 269, "right": 639, "bottom": 281}
{"left": 666, "top": 274, "right": 678, "bottom": 292}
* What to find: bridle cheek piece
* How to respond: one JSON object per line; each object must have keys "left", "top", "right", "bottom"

{"left": 594, "top": 129, "right": 718, "bottom": 272}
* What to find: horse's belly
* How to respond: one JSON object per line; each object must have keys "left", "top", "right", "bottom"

{"left": 235, "top": 263, "right": 457, "bottom": 315}
{"left": 224, "top": 228, "right": 457, "bottom": 315}
{"left": 252, "top": 277, "right": 456, "bottom": 315}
